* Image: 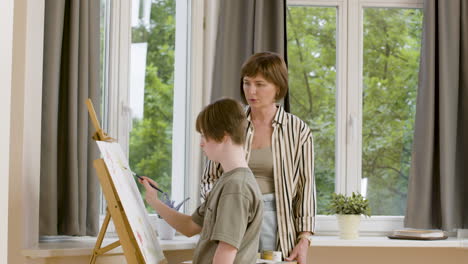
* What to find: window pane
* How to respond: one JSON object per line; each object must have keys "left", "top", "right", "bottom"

{"left": 99, "top": 0, "right": 111, "bottom": 213}
{"left": 287, "top": 6, "right": 337, "bottom": 214}
{"left": 100, "top": 0, "right": 110, "bottom": 132}
{"left": 130, "top": 0, "right": 176, "bottom": 212}
{"left": 362, "top": 8, "right": 423, "bottom": 215}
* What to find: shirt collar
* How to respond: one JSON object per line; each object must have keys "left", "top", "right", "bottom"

{"left": 246, "top": 105, "right": 286, "bottom": 126}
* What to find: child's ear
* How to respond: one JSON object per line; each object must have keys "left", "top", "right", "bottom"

{"left": 222, "top": 133, "right": 230, "bottom": 143}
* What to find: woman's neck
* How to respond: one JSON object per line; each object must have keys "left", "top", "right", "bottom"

{"left": 250, "top": 104, "right": 277, "bottom": 124}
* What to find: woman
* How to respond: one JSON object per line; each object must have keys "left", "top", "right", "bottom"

{"left": 201, "top": 52, "right": 316, "bottom": 264}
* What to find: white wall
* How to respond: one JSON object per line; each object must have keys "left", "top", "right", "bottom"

{"left": 17, "top": 0, "right": 45, "bottom": 249}
{"left": 0, "top": 0, "right": 15, "bottom": 262}
{"left": 5, "top": 0, "right": 44, "bottom": 263}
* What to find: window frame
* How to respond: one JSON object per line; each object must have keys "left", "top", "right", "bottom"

{"left": 102, "top": 0, "right": 425, "bottom": 236}
{"left": 102, "top": 0, "right": 205, "bottom": 231}
{"left": 287, "top": 0, "right": 423, "bottom": 234}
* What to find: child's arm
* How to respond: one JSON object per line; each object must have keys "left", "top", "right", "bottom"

{"left": 212, "top": 241, "right": 237, "bottom": 264}
{"left": 140, "top": 177, "right": 202, "bottom": 237}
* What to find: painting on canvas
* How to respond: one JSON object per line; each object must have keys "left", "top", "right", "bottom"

{"left": 96, "top": 141, "right": 166, "bottom": 264}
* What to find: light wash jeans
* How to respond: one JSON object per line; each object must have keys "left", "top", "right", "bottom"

{"left": 258, "top": 193, "right": 278, "bottom": 251}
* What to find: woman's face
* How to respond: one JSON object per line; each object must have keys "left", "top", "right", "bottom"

{"left": 243, "top": 74, "right": 278, "bottom": 109}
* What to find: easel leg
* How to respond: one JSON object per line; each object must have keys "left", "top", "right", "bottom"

{"left": 89, "top": 208, "right": 112, "bottom": 264}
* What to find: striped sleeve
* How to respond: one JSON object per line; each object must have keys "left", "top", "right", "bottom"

{"left": 294, "top": 124, "right": 316, "bottom": 233}
{"left": 200, "top": 158, "right": 223, "bottom": 200}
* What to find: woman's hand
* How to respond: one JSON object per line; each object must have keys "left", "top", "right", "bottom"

{"left": 285, "top": 238, "right": 309, "bottom": 264}
{"left": 139, "top": 176, "right": 160, "bottom": 204}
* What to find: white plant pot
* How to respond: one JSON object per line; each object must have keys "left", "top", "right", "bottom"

{"left": 157, "top": 217, "right": 175, "bottom": 240}
{"left": 336, "top": 214, "right": 361, "bottom": 239}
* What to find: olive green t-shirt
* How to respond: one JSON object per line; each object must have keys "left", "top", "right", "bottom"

{"left": 191, "top": 167, "right": 263, "bottom": 264}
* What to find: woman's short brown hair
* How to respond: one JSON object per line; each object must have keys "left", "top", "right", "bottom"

{"left": 240, "top": 52, "right": 288, "bottom": 104}
{"left": 195, "top": 98, "right": 246, "bottom": 145}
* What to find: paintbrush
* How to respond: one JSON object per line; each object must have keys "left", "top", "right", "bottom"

{"left": 122, "top": 166, "right": 170, "bottom": 200}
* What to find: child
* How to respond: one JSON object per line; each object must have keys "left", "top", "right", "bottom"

{"left": 140, "top": 98, "right": 263, "bottom": 264}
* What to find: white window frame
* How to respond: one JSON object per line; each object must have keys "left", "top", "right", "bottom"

{"left": 102, "top": 0, "right": 205, "bottom": 231}
{"left": 287, "top": 0, "right": 423, "bottom": 235}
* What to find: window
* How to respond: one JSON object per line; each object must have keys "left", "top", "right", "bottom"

{"left": 129, "top": 0, "right": 179, "bottom": 213}
{"left": 99, "top": 0, "right": 111, "bottom": 214}
{"left": 287, "top": 6, "right": 337, "bottom": 215}
{"left": 99, "top": 0, "right": 423, "bottom": 235}
{"left": 362, "top": 7, "right": 422, "bottom": 215}
{"left": 287, "top": 0, "right": 423, "bottom": 232}
{"left": 100, "top": 0, "right": 195, "bottom": 219}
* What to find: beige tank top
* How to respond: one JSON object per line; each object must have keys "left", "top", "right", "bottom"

{"left": 248, "top": 146, "right": 275, "bottom": 194}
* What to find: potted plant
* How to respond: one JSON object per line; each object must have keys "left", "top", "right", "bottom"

{"left": 327, "top": 192, "right": 371, "bottom": 239}
{"left": 157, "top": 196, "right": 190, "bottom": 240}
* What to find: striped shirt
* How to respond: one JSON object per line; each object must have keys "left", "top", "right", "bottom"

{"left": 201, "top": 105, "right": 316, "bottom": 257}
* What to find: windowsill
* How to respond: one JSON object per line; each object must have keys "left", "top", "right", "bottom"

{"left": 311, "top": 236, "right": 465, "bottom": 248}
{"left": 22, "top": 235, "right": 199, "bottom": 259}
{"left": 22, "top": 235, "right": 467, "bottom": 259}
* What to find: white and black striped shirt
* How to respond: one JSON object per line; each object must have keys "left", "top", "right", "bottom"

{"left": 201, "top": 105, "right": 316, "bottom": 257}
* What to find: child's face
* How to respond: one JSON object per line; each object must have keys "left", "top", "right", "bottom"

{"left": 199, "top": 134, "right": 222, "bottom": 162}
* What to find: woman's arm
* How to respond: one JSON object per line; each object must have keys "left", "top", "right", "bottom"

{"left": 287, "top": 125, "right": 315, "bottom": 264}
{"left": 294, "top": 128, "right": 316, "bottom": 233}
{"left": 285, "top": 234, "right": 310, "bottom": 263}
{"left": 212, "top": 241, "right": 238, "bottom": 264}
{"left": 140, "top": 177, "right": 202, "bottom": 237}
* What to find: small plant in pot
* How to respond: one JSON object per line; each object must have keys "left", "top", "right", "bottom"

{"left": 327, "top": 192, "right": 371, "bottom": 239}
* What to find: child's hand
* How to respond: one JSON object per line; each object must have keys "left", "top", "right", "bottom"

{"left": 139, "top": 176, "right": 160, "bottom": 204}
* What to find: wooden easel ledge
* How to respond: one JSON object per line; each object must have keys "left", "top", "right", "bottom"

{"left": 85, "top": 98, "right": 115, "bottom": 142}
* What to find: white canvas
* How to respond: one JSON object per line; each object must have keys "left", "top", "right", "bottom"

{"left": 97, "top": 141, "right": 166, "bottom": 264}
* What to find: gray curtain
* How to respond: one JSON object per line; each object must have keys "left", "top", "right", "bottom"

{"left": 405, "top": 0, "right": 468, "bottom": 231}
{"left": 211, "top": 0, "right": 289, "bottom": 110}
{"left": 40, "top": 0, "right": 101, "bottom": 236}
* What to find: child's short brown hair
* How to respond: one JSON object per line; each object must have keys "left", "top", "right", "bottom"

{"left": 240, "top": 52, "right": 288, "bottom": 104}
{"left": 196, "top": 98, "right": 246, "bottom": 145}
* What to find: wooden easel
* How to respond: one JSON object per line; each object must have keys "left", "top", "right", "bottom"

{"left": 86, "top": 99, "right": 146, "bottom": 264}
{"left": 85, "top": 99, "right": 114, "bottom": 142}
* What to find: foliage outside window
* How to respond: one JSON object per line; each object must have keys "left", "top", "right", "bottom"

{"left": 362, "top": 8, "right": 422, "bottom": 215}
{"left": 287, "top": 5, "right": 423, "bottom": 216}
{"left": 287, "top": 6, "right": 337, "bottom": 214}
{"left": 130, "top": 0, "right": 176, "bottom": 212}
